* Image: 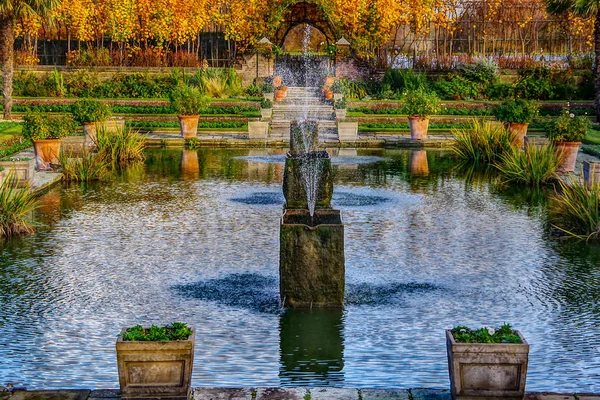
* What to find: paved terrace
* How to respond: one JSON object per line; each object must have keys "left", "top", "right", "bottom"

{"left": 1, "top": 388, "right": 600, "bottom": 400}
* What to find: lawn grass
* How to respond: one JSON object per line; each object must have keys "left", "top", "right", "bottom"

{"left": 584, "top": 126, "right": 600, "bottom": 145}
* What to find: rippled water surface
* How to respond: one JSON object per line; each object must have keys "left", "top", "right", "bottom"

{"left": 1, "top": 148, "right": 599, "bottom": 391}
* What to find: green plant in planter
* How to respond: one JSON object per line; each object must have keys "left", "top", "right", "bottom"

{"left": 260, "top": 98, "right": 273, "bottom": 109}
{"left": 261, "top": 83, "right": 274, "bottom": 93}
{"left": 331, "top": 80, "right": 345, "bottom": 94}
{"left": 22, "top": 112, "right": 75, "bottom": 141}
{"left": 120, "top": 322, "right": 192, "bottom": 342}
{"left": 545, "top": 111, "right": 590, "bottom": 142}
{"left": 335, "top": 99, "right": 347, "bottom": 109}
{"left": 71, "top": 99, "right": 112, "bottom": 124}
{"left": 169, "top": 84, "right": 210, "bottom": 115}
{"left": 402, "top": 89, "right": 441, "bottom": 117}
{"left": 451, "top": 323, "right": 522, "bottom": 344}
{"left": 493, "top": 99, "right": 538, "bottom": 124}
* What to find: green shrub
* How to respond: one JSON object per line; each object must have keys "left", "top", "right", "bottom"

{"left": 335, "top": 99, "right": 347, "bottom": 109}
{"left": 432, "top": 75, "right": 479, "bottom": 100}
{"left": 0, "top": 170, "right": 38, "bottom": 237}
{"left": 550, "top": 177, "right": 600, "bottom": 240}
{"left": 451, "top": 120, "right": 516, "bottom": 163}
{"left": 513, "top": 66, "right": 553, "bottom": 100}
{"left": 169, "top": 84, "right": 210, "bottom": 115}
{"left": 120, "top": 322, "right": 192, "bottom": 342}
{"left": 458, "top": 60, "right": 499, "bottom": 86}
{"left": 71, "top": 99, "right": 112, "bottom": 124}
{"left": 495, "top": 144, "right": 562, "bottom": 186}
{"left": 22, "top": 112, "right": 76, "bottom": 141}
{"left": 402, "top": 89, "right": 441, "bottom": 118}
{"left": 260, "top": 98, "right": 273, "bottom": 109}
{"left": 494, "top": 99, "right": 538, "bottom": 124}
{"left": 382, "top": 69, "right": 428, "bottom": 93}
{"left": 545, "top": 111, "right": 590, "bottom": 142}
{"left": 451, "top": 324, "right": 521, "bottom": 344}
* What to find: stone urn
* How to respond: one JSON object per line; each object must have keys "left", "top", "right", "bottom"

{"left": 446, "top": 329, "right": 529, "bottom": 400}
{"left": 177, "top": 115, "right": 199, "bottom": 139}
{"left": 408, "top": 116, "right": 430, "bottom": 140}
{"left": 116, "top": 328, "right": 195, "bottom": 400}
{"left": 507, "top": 122, "right": 529, "bottom": 148}
{"left": 554, "top": 141, "right": 581, "bottom": 173}
{"left": 33, "top": 138, "right": 62, "bottom": 170}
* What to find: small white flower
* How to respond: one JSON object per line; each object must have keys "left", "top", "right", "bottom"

{"left": 569, "top": 113, "right": 575, "bottom": 118}
{"left": 460, "top": 328, "right": 466, "bottom": 333}
{"left": 487, "top": 327, "right": 496, "bottom": 336}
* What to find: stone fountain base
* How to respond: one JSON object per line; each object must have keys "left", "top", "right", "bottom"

{"left": 279, "top": 209, "right": 345, "bottom": 308}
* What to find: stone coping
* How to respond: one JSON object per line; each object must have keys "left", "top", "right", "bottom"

{"left": 0, "top": 388, "right": 599, "bottom": 400}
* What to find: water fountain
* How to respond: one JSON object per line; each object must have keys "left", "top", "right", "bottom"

{"left": 278, "top": 28, "right": 345, "bottom": 308}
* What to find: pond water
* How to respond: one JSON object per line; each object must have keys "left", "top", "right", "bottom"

{"left": 1, "top": 148, "right": 599, "bottom": 391}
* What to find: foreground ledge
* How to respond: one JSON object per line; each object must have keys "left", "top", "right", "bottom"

{"left": 1, "top": 388, "right": 599, "bottom": 400}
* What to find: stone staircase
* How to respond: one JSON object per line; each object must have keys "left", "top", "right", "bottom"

{"left": 270, "top": 86, "right": 337, "bottom": 140}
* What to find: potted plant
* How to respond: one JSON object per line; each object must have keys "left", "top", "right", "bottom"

{"left": 494, "top": 99, "right": 538, "bottom": 147}
{"left": 273, "top": 75, "right": 283, "bottom": 88}
{"left": 116, "top": 322, "right": 195, "bottom": 400}
{"left": 260, "top": 98, "right": 273, "bottom": 119}
{"left": 331, "top": 80, "right": 344, "bottom": 101}
{"left": 22, "top": 112, "right": 74, "bottom": 170}
{"left": 262, "top": 82, "right": 275, "bottom": 102}
{"left": 70, "top": 99, "right": 112, "bottom": 144}
{"left": 324, "top": 76, "right": 335, "bottom": 87}
{"left": 403, "top": 89, "right": 441, "bottom": 140}
{"left": 334, "top": 99, "right": 347, "bottom": 120}
{"left": 545, "top": 111, "right": 590, "bottom": 173}
{"left": 169, "top": 84, "right": 210, "bottom": 139}
{"left": 447, "top": 324, "right": 529, "bottom": 400}
{"left": 322, "top": 85, "right": 334, "bottom": 101}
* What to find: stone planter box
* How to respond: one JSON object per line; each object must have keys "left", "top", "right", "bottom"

{"left": 337, "top": 121, "right": 358, "bottom": 141}
{"left": 446, "top": 329, "right": 529, "bottom": 400}
{"left": 334, "top": 93, "right": 343, "bottom": 101}
{"left": 97, "top": 119, "right": 126, "bottom": 133}
{"left": 583, "top": 160, "right": 600, "bottom": 187}
{"left": 260, "top": 108, "right": 273, "bottom": 120}
{"left": 335, "top": 109, "right": 347, "bottom": 120}
{"left": 264, "top": 92, "right": 274, "bottom": 102}
{"left": 248, "top": 121, "right": 270, "bottom": 140}
{"left": 116, "top": 328, "right": 195, "bottom": 400}
{"left": 523, "top": 136, "right": 549, "bottom": 150}
{"left": 0, "top": 158, "right": 35, "bottom": 187}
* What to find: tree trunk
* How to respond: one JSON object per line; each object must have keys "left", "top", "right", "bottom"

{"left": 595, "top": 10, "right": 600, "bottom": 123}
{"left": 1, "top": 14, "right": 15, "bottom": 120}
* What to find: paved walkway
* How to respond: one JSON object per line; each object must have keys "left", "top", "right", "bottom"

{"left": 0, "top": 388, "right": 599, "bottom": 400}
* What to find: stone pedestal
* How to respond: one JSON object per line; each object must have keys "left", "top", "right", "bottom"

{"left": 280, "top": 209, "right": 345, "bottom": 308}
{"left": 282, "top": 151, "right": 333, "bottom": 210}
{"left": 583, "top": 160, "right": 600, "bottom": 187}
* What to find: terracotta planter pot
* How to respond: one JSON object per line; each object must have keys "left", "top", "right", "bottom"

{"left": 324, "top": 90, "right": 334, "bottom": 100}
{"left": 116, "top": 328, "right": 195, "bottom": 400}
{"left": 324, "top": 76, "right": 335, "bottom": 87}
{"left": 507, "top": 122, "right": 529, "bottom": 147}
{"left": 446, "top": 330, "right": 529, "bottom": 400}
{"left": 33, "top": 138, "right": 62, "bottom": 170}
{"left": 408, "top": 116, "right": 430, "bottom": 140}
{"left": 554, "top": 141, "right": 581, "bottom": 173}
{"left": 275, "top": 89, "right": 285, "bottom": 102}
{"left": 82, "top": 122, "right": 97, "bottom": 146}
{"left": 281, "top": 87, "right": 288, "bottom": 98}
{"left": 177, "top": 115, "right": 199, "bottom": 139}
{"left": 409, "top": 149, "right": 429, "bottom": 175}
{"left": 273, "top": 76, "right": 283, "bottom": 88}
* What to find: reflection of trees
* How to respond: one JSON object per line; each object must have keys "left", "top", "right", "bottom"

{"left": 279, "top": 308, "right": 345, "bottom": 386}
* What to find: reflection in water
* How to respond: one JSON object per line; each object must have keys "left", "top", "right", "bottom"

{"left": 279, "top": 308, "right": 345, "bottom": 386}
{"left": 181, "top": 150, "right": 200, "bottom": 178}
{"left": 409, "top": 150, "right": 429, "bottom": 175}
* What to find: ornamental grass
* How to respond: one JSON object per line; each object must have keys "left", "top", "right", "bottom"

{"left": 451, "top": 119, "right": 516, "bottom": 164}
{"left": 0, "top": 170, "right": 38, "bottom": 237}
{"left": 494, "top": 144, "right": 563, "bottom": 187}
{"left": 95, "top": 126, "right": 146, "bottom": 167}
{"left": 59, "top": 150, "right": 109, "bottom": 182}
{"left": 550, "top": 177, "right": 600, "bottom": 241}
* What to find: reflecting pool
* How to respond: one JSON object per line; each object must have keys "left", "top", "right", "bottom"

{"left": 1, "top": 148, "right": 599, "bottom": 391}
